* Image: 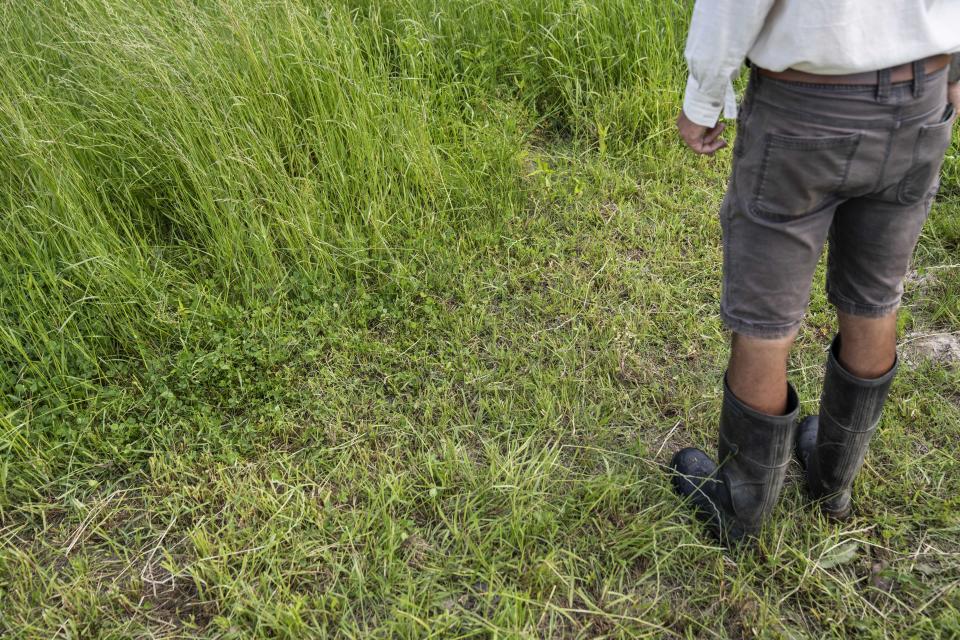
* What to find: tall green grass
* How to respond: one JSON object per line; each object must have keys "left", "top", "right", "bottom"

{"left": 0, "top": 0, "right": 686, "bottom": 436}
{"left": 4, "top": 3, "right": 960, "bottom": 636}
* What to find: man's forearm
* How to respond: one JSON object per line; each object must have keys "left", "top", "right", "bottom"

{"left": 682, "top": 0, "right": 777, "bottom": 127}
{"left": 949, "top": 53, "right": 960, "bottom": 84}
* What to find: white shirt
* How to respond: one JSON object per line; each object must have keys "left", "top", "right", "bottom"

{"left": 683, "top": 0, "right": 960, "bottom": 127}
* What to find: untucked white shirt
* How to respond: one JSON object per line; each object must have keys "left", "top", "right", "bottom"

{"left": 683, "top": 0, "right": 960, "bottom": 127}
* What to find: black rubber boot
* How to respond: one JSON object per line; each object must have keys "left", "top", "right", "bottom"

{"left": 795, "top": 336, "right": 898, "bottom": 520}
{"left": 670, "top": 377, "right": 799, "bottom": 544}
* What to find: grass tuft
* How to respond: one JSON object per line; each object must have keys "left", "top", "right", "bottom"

{"left": 1, "top": 1, "right": 958, "bottom": 637}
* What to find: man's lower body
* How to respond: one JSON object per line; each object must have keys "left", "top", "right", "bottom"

{"left": 670, "top": 59, "right": 956, "bottom": 543}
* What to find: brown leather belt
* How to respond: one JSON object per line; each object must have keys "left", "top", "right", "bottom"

{"left": 757, "top": 54, "right": 950, "bottom": 85}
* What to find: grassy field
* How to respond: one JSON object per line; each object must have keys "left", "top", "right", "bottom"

{"left": 2, "top": 0, "right": 959, "bottom": 637}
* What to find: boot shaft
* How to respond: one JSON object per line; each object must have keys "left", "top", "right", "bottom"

{"left": 718, "top": 379, "right": 799, "bottom": 533}
{"left": 809, "top": 337, "right": 898, "bottom": 511}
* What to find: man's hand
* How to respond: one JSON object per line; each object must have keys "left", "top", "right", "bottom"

{"left": 676, "top": 110, "right": 727, "bottom": 155}
{"left": 949, "top": 82, "right": 960, "bottom": 122}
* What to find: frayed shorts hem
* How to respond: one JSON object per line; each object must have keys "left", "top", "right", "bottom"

{"left": 721, "top": 311, "right": 802, "bottom": 340}
{"left": 827, "top": 292, "right": 901, "bottom": 318}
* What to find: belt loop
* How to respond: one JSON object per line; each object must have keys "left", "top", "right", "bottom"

{"left": 876, "top": 68, "right": 891, "bottom": 103}
{"left": 912, "top": 59, "right": 925, "bottom": 98}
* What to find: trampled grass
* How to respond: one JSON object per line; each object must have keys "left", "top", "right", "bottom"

{"left": 1, "top": 1, "right": 958, "bottom": 637}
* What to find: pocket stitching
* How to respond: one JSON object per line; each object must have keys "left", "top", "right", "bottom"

{"left": 752, "top": 132, "right": 861, "bottom": 221}
{"left": 766, "top": 132, "right": 860, "bottom": 150}
{"left": 897, "top": 105, "right": 955, "bottom": 205}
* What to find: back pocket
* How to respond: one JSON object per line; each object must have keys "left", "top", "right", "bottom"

{"left": 752, "top": 132, "right": 861, "bottom": 222}
{"left": 898, "top": 104, "right": 956, "bottom": 205}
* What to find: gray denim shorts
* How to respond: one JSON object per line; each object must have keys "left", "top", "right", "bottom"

{"left": 720, "top": 66, "right": 956, "bottom": 338}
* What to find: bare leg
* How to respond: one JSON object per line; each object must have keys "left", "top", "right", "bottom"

{"left": 837, "top": 310, "right": 898, "bottom": 378}
{"left": 670, "top": 329, "right": 801, "bottom": 542}
{"left": 726, "top": 331, "right": 798, "bottom": 415}
{"left": 794, "top": 309, "right": 900, "bottom": 519}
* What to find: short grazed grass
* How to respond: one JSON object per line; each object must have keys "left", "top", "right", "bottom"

{"left": 1, "top": 1, "right": 959, "bottom": 637}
